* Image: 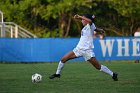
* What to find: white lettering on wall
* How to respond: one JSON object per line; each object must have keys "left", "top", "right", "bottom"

{"left": 132, "top": 39, "right": 140, "bottom": 56}
{"left": 100, "top": 39, "right": 115, "bottom": 57}
{"left": 117, "top": 39, "right": 129, "bottom": 56}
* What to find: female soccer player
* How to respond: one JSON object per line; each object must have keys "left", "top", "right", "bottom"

{"left": 49, "top": 14, "right": 118, "bottom": 81}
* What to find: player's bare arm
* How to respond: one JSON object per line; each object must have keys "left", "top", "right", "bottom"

{"left": 95, "top": 28, "right": 105, "bottom": 33}
{"left": 74, "top": 14, "right": 92, "bottom": 23}
{"left": 94, "top": 28, "right": 105, "bottom": 39}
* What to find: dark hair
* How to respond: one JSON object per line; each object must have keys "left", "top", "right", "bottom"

{"left": 83, "top": 14, "right": 95, "bottom": 22}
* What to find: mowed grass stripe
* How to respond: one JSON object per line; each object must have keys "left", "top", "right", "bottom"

{"left": 0, "top": 61, "right": 140, "bottom": 93}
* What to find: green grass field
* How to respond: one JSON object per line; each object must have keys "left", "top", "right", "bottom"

{"left": 0, "top": 61, "right": 140, "bottom": 93}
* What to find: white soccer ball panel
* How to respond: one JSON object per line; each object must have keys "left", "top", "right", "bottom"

{"left": 32, "top": 73, "right": 42, "bottom": 83}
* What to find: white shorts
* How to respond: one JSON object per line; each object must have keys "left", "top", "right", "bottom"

{"left": 73, "top": 47, "right": 95, "bottom": 61}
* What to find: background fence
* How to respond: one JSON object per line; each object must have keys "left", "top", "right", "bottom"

{"left": 0, "top": 37, "right": 140, "bottom": 62}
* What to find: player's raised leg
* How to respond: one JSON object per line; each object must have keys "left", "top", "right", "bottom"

{"left": 49, "top": 51, "right": 77, "bottom": 79}
{"left": 88, "top": 57, "right": 118, "bottom": 81}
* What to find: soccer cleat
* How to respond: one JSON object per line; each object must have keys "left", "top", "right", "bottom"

{"left": 49, "top": 74, "right": 61, "bottom": 79}
{"left": 112, "top": 73, "right": 118, "bottom": 81}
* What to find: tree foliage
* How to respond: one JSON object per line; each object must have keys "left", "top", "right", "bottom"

{"left": 107, "top": 0, "right": 140, "bottom": 36}
{"left": 0, "top": 0, "right": 140, "bottom": 37}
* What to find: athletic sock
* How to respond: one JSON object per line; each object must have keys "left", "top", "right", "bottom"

{"left": 100, "top": 65, "right": 113, "bottom": 76}
{"left": 56, "top": 61, "right": 64, "bottom": 74}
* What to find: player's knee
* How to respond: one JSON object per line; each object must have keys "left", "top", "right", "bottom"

{"left": 89, "top": 57, "right": 101, "bottom": 70}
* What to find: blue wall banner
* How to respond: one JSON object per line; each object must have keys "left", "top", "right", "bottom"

{"left": 0, "top": 37, "right": 140, "bottom": 62}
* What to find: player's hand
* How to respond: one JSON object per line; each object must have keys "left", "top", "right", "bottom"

{"left": 74, "top": 14, "right": 80, "bottom": 19}
{"left": 99, "top": 34, "right": 105, "bottom": 39}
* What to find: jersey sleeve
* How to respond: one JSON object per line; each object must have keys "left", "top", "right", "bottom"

{"left": 91, "top": 23, "right": 96, "bottom": 31}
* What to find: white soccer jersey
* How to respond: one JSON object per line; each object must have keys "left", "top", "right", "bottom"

{"left": 76, "top": 23, "right": 96, "bottom": 50}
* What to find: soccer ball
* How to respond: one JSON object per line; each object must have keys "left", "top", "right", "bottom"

{"left": 32, "top": 73, "right": 42, "bottom": 83}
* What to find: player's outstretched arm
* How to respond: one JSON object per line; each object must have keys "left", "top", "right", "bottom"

{"left": 94, "top": 28, "right": 105, "bottom": 39}
{"left": 74, "top": 14, "right": 92, "bottom": 23}
{"left": 95, "top": 28, "right": 105, "bottom": 34}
